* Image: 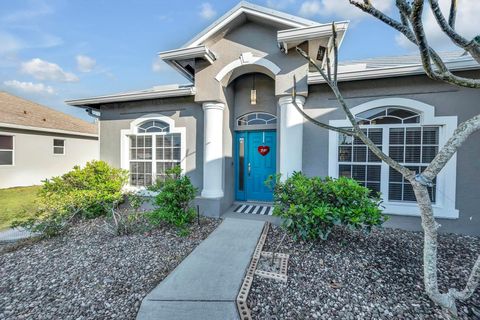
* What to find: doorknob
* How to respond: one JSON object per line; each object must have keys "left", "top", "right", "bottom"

{"left": 248, "top": 162, "right": 251, "bottom": 176}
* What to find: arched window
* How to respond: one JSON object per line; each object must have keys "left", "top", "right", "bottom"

{"left": 121, "top": 115, "right": 185, "bottom": 188}
{"left": 355, "top": 106, "right": 420, "bottom": 125}
{"left": 329, "top": 98, "right": 458, "bottom": 219}
{"left": 237, "top": 112, "right": 277, "bottom": 126}
{"left": 137, "top": 120, "right": 170, "bottom": 133}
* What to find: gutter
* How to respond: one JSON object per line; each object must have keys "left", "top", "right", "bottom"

{"left": 66, "top": 86, "right": 196, "bottom": 108}
{"left": 0, "top": 122, "right": 98, "bottom": 138}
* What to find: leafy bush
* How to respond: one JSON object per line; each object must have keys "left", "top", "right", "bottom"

{"left": 13, "top": 160, "right": 128, "bottom": 237}
{"left": 270, "top": 172, "right": 387, "bottom": 241}
{"left": 148, "top": 166, "right": 197, "bottom": 233}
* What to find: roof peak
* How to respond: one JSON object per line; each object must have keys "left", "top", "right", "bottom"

{"left": 183, "top": 1, "right": 320, "bottom": 48}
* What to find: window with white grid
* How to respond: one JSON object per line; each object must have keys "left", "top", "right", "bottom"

{"left": 336, "top": 108, "right": 440, "bottom": 203}
{"left": 128, "top": 120, "right": 182, "bottom": 187}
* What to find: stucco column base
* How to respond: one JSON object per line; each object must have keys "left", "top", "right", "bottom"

{"left": 201, "top": 102, "right": 225, "bottom": 199}
{"left": 278, "top": 95, "right": 305, "bottom": 181}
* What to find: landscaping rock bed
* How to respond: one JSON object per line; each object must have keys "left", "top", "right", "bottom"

{"left": 0, "top": 217, "right": 220, "bottom": 320}
{"left": 248, "top": 226, "right": 480, "bottom": 319}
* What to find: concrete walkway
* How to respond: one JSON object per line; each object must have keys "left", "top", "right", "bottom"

{"left": 136, "top": 218, "right": 265, "bottom": 320}
{"left": 0, "top": 228, "right": 35, "bottom": 243}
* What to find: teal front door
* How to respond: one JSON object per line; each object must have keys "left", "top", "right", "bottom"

{"left": 235, "top": 131, "right": 276, "bottom": 202}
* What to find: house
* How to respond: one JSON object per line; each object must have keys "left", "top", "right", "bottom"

{"left": 66, "top": 2, "right": 480, "bottom": 235}
{"left": 0, "top": 92, "right": 99, "bottom": 188}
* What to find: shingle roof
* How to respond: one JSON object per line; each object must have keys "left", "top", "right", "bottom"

{"left": 0, "top": 91, "right": 97, "bottom": 135}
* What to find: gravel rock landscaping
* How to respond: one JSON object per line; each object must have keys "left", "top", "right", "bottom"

{"left": 0, "top": 217, "right": 220, "bottom": 320}
{"left": 248, "top": 226, "right": 480, "bottom": 319}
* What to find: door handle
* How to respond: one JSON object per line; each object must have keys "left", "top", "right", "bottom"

{"left": 248, "top": 162, "right": 251, "bottom": 176}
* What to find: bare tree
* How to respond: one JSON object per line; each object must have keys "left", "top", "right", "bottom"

{"left": 290, "top": 1, "right": 480, "bottom": 315}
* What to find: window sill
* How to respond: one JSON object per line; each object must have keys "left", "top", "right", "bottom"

{"left": 382, "top": 202, "right": 459, "bottom": 219}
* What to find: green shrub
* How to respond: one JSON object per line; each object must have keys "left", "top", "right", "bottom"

{"left": 148, "top": 166, "right": 197, "bottom": 232}
{"left": 13, "top": 160, "right": 128, "bottom": 236}
{"left": 270, "top": 172, "right": 387, "bottom": 241}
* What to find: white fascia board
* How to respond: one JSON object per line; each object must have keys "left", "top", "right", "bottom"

{"left": 159, "top": 46, "right": 216, "bottom": 64}
{"left": 308, "top": 58, "right": 480, "bottom": 84}
{"left": 184, "top": 2, "right": 318, "bottom": 48}
{"left": 0, "top": 122, "right": 98, "bottom": 138}
{"left": 66, "top": 86, "right": 196, "bottom": 107}
{"left": 278, "top": 21, "right": 349, "bottom": 44}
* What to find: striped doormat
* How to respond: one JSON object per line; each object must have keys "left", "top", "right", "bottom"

{"left": 233, "top": 204, "right": 274, "bottom": 216}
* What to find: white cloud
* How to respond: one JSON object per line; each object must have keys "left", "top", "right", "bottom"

{"left": 199, "top": 3, "right": 216, "bottom": 20}
{"left": 21, "top": 58, "right": 79, "bottom": 82}
{"left": 4, "top": 80, "right": 55, "bottom": 95}
{"left": 299, "top": 1, "right": 322, "bottom": 17}
{"left": 76, "top": 55, "right": 96, "bottom": 72}
{"left": 266, "top": 0, "right": 296, "bottom": 10}
{"left": 396, "top": 0, "right": 480, "bottom": 50}
{"left": 152, "top": 57, "right": 167, "bottom": 73}
{"left": 299, "top": 0, "right": 393, "bottom": 21}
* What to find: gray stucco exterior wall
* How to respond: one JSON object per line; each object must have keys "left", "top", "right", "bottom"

{"left": 302, "top": 71, "right": 480, "bottom": 235}
{"left": 99, "top": 96, "right": 204, "bottom": 190}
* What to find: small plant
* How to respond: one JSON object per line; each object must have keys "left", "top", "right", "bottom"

{"left": 270, "top": 172, "right": 386, "bottom": 241}
{"left": 147, "top": 166, "right": 197, "bottom": 234}
{"left": 13, "top": 160, "right": 128, "bottom": 237}
{"left": 104, "top": 193, "right": 148, "bottom": 236}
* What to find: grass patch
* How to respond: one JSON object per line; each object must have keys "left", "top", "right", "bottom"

{"left": 0, "top": 186, "right": 41, "bottom": 230}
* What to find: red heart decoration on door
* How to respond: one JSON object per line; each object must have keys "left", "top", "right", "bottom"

{"left": 258, "top": 146, "right": 270, "bottom": 156}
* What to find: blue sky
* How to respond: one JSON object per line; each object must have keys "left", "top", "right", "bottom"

{"left": 0, "top": 0, "right": 474, "bottom": 122}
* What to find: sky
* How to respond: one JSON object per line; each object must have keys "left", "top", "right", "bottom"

{"left": 0, "top": 0, "right": 478, "bottom": 122}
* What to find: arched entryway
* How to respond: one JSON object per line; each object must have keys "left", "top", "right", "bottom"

{"left": 230, "top": 73, "right": 277, "bottom": 202}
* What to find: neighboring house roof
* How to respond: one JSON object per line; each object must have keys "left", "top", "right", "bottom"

{"left": 66, "top": 84, "right": 196, "bottom": 108}
{"left": 308, "top": 51, "right": 479, "bottom": 84}
{"left": 0, "top": 92, "right": 97, "bottom": 137}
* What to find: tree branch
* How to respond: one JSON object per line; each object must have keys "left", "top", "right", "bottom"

{"left": 290, "top": 78, "right": 356, "bottom": 136}
{"left": 295, "top": 46, "right": 413, "bottom": 178}
{"left": 448, "top": 0, "right": 457, "bottom": 29}
{"left": 451, "top": 255, "right": 480, "bottom": 301}
{"left": 350, "top": 0, "right": 480, "bottom": 89}
{"left": 428, "top": 0, "right": 480, "bottom": 63}
{"left": 421, "top": 114, "right": 480, "bottom": 182}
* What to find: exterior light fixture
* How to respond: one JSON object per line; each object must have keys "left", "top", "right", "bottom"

{"left": 251, "top": 74, "right": 257, "bottom": 105}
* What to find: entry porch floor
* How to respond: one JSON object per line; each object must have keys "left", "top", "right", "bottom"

{"left": 222, "top": 202, "right": 282, "bottom": 225}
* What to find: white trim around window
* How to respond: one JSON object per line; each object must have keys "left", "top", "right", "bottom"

{"left": 120, "top": 114, "right": 187, "bottom": 193}
{"left": 0, "top": 134, "right": 15, "bottom": 166}
{"left": 328, "top": 98, "right": 459, "bottom": 219}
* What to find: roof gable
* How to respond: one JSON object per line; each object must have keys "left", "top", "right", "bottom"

{"left": 183, "top": 1, "right": 319, "bottom": 48}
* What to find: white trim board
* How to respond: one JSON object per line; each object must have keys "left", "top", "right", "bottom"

{"left": 328, "top": 98, "right": 458, "bottom": 219}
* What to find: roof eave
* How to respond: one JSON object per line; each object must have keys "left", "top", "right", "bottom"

{"left": 308, "top": 59, "right": 480, "bottom": 84}
{"left": 66, "top": 86, "right": 196, "bottom": 108}
{"left": 0, "top": 122, "right": 98, "bottom": 138}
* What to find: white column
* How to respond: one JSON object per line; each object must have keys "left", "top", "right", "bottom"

{"left": 201, "top": 102, "right": 225, "bottom": 198}
{"left": 278, "top": 96, "right": 305, "bottom": 180}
